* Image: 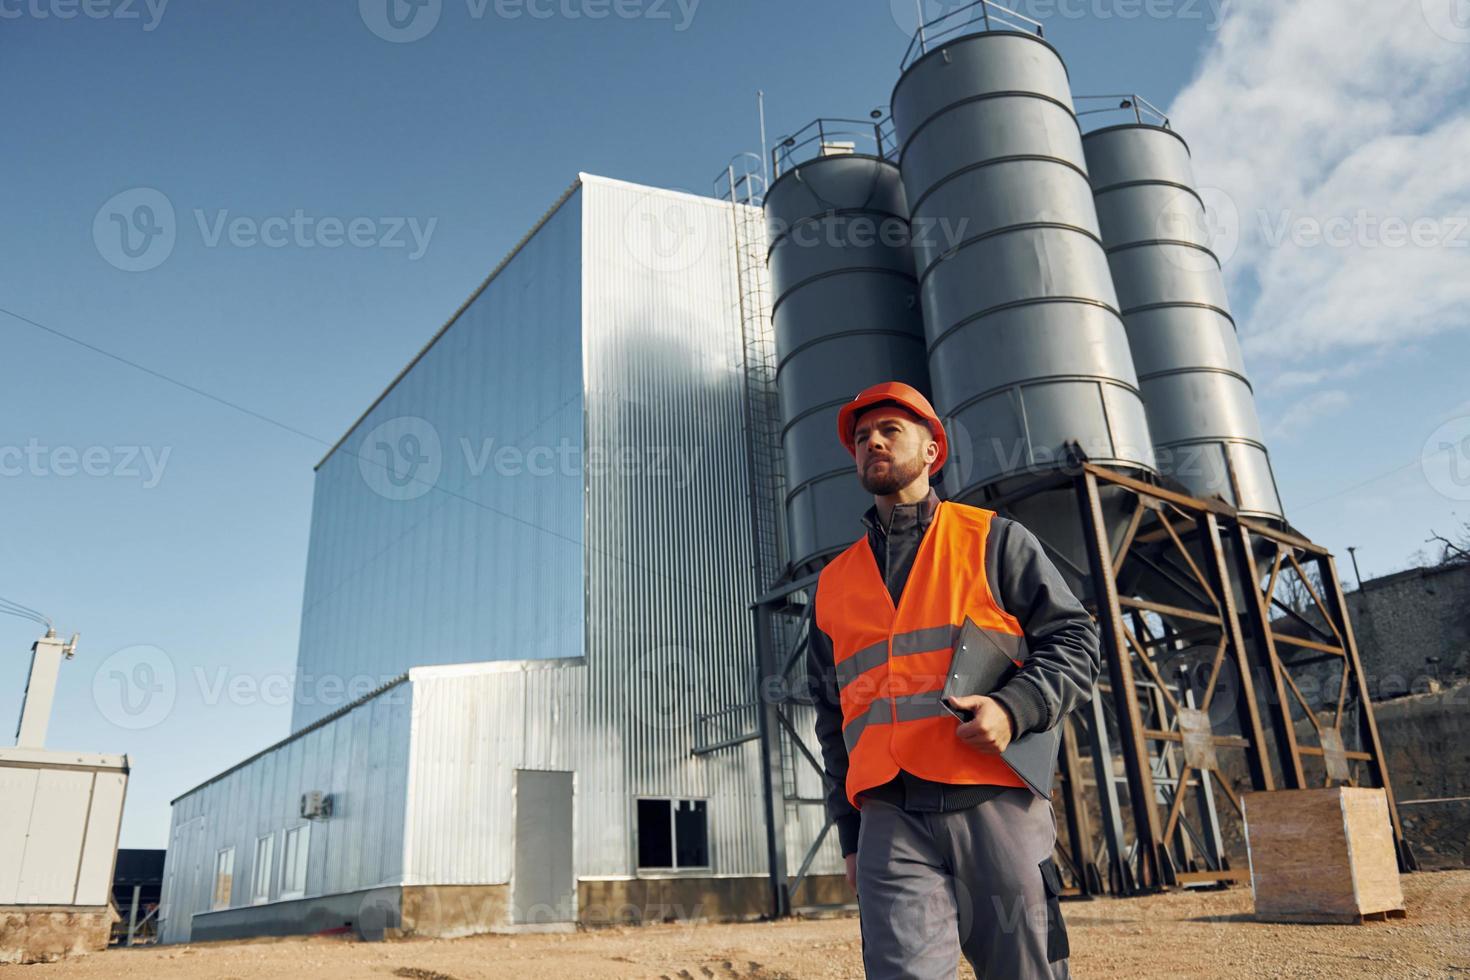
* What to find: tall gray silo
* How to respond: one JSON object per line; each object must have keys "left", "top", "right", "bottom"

{"left": 1081, "top": 109, "right": 1284, "bottom": 522}
{"left": 765, "top": 120, "right": 933, "bottom": 573}
{"left": 890, "top": 25, "right": 1157, "bottom": 587}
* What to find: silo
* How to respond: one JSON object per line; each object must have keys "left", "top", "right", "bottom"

{"left": 890, "top": 26, "right": 1157, "bottom": 585}
{"left": 764, "top": 125, "right": 933, "bottom": 573}
{"left": 1081, "top": 114, "right": 1284, "bottom": 522}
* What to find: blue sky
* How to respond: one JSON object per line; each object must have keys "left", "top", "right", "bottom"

{"left": 4, "top": 0, "right": 1467, "bottom": 848}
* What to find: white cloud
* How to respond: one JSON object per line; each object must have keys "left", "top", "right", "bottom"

{"left": 1262, "top": 359, "right": 1368, "bottom": 394}
{"left": 1169, "top": 0, "right": 1470, "bottom": 362}
{"left": 1265, "top": 388, "right": 1349, "bottom": 440}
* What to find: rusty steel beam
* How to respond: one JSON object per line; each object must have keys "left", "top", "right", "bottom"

{"left": 1117, "top": 596, "right": 1223, "bottom": 626}
{"left": 1235, "top": 515, "right": 1331, "bottom": 556}
{"left": 1199, "top": 511, "right": 1275, "bottom": 792}
{"left": 1077, "top": 469, "right": 1167, "bottom": 891}
{"left": 1231, "top": 523, "right": 1307, "bottom": 789}
{"left": 1056, "top": 715, "right": 1102, "bottom": 895}
{"left": 1268, "top": 632, "right": 1345, "bottom": 657}
{"left": 1082, "top": 462, "right": 1234, "bottom": 517}
{"left": 1314, "top": 553, "right": 1417, "bottom": 872}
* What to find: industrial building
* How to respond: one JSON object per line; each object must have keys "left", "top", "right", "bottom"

{"left": 157, "top": 175, "right": 837, "bottom": 943}
{"left": 159, "top": 1, "right": 1415, "bottom": 943}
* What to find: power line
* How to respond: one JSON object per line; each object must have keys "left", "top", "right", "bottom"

{"left": 3, "top": 305, "right": 745, "bottom": 608}
{"left": 0, "top": 594, "right": 51, "bottom": 629}
{"left": 2, "top": 305, "right": 324, "bottom": 446}
{"left": 1292, "top": 401, "right": 1469, "bottom": 511}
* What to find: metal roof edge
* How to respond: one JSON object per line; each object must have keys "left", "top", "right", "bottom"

{"left": 577, "top": 172, "right": 731, "bottom": 209}
{"left": 407, "top": 655, "right": 587, "bottom": 682}
{"left": 0, "top": 747, "right": 130, "bottom": 771}
{"left": 169, "top": 672, "right": 410, "bottom": 805}
{"left": 314, "top": 177, "right": 586, "bottom": 471}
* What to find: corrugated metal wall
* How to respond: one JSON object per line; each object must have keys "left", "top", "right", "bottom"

{"left": 163, "top": 175, "right": 832, "bottom": 938}
{"left": 292, "top": 187, "right": 585, "bottom": 731}
{"left": 158, "top": 683, "right": 412, "bottom": 944}
{"left": 581, "top": 176, "right": 768, "bottom": 877}
{"left": 401, "top": 177, "right": 773, "bottom": 882}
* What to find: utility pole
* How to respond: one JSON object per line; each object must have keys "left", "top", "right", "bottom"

{"left": 15, "top": 629, "right": 78, "bottom": 749}
{"left": 1346, "top": 546, "right": 1364, "bottom": 591}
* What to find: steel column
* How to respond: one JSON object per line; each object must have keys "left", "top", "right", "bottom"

{"left": 1076, "top": 470, "right": 1166, "bottom": 890}
{"left": 1231, "top": 524, "right": 1307, "bottom": 788}
{"left": 1315, "top": 553, "right": 1417, "bottom": 872}
{"left": 1198, "top": 512, "right": 1275, "bottom": 792}
{"left": 752, "top": 603, "right": 791, "bottom": 917}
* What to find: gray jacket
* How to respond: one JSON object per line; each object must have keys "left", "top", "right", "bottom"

{"left": 804, "top": 487, "right": 1100, "bottom": 856}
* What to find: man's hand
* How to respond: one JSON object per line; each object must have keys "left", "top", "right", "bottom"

{"left": 948, "top": 694, "right": 1015, "bottom": 753}
{"left": 845, "top": 853, "right": 858, "bottom": 895}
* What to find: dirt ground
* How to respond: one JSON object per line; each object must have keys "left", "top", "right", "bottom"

{"left": 7, "top": 870, "right": 1468, "bottom": 979}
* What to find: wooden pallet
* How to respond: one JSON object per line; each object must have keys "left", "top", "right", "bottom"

{"left": 1243, "top": 787, "right": 1406, "bottom": 924}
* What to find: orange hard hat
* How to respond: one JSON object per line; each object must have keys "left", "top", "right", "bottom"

{"left": 836, "top": 381, "right": 948, "bottom": 472}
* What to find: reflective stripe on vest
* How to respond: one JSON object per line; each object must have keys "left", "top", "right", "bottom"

{"left": 815, "top": 500, "right": 1029, "bottom": 807}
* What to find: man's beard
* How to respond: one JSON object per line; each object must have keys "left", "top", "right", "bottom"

{"left": 859, "top": 452, "right": 926, "bottom": 495}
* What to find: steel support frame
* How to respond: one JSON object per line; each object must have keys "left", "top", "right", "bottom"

{"left": 1231, "top": 519, "right": 1416, "bottom": 871}
{"left": 746, "top": 461, "right": 1414, "bottom": 912}
{"left": 999, "top": 461, "right": 1413, "bottom": 891}
{"left": 1070, "top": 467, "right": 1283, "bottom": 890}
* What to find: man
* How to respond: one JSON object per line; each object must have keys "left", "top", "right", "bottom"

{"left": 804, "top": 381, "right": 1100, "bottom": 979}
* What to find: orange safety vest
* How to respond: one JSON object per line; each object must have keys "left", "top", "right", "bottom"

{"left": 815, "top": 500, "right": 1028, "bottom": 809}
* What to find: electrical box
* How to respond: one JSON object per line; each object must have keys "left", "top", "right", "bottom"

{"left": 299, "top": 791, "right": 334, "bottom": 820}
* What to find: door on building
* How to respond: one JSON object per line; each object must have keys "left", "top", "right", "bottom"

{"left": 161, "top": 817, "right": 205, "bottom": 944}
{"left": 512, "top": 769, "right": 575, "bottom": 924}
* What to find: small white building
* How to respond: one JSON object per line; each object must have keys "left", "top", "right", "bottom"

{"left": 157, "top": 175, "right": 842, "bottom": 944}
{"left": 2, "top": 632, "right": 130, "bottom": 963}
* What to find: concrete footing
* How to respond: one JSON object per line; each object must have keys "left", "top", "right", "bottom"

{"left": 0, "top": 906, "right": 117, "bottom": 964}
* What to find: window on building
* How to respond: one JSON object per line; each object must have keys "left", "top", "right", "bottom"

{"left": 212, "top": 847, "right": 235, "bottom": 911}
{"left": 281, "top": 824, "right": 310, "bottom": 899}
{"left": 636, "top": 798, "right": 709, "bottom": 870}
{"left": 251, "top": 833, "right": 275, "bottom": 905}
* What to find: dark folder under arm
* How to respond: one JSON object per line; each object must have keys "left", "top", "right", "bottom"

{"left": 940, "top": 616, "right": 1062, "bottom": 800}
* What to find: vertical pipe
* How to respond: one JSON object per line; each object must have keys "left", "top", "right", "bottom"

{"left": 758, "top": 91, "right": 769, "bottom": 196}
{"left": 1057, "top": 716, "right": 1098, "bottom": 894}
{"left": 753, "top": 603, "right": 791, "bottom": 916}
{"left": 128, "top": 884, "right": 141, "bottom": 945}
{"left": 1082, "top": 689, "right": 1132, "bottom": 894}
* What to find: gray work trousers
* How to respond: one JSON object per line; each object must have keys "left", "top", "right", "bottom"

{"left": 855, "top": 789, "right": 1070, "bottom": 979}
